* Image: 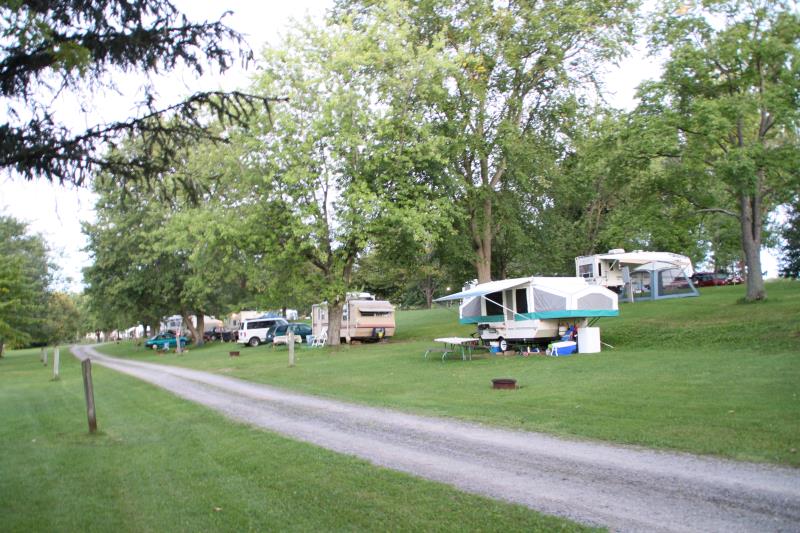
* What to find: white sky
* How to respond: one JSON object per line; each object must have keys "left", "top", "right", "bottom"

{"left": 0, "top": 1, "right": 780, "bottom": 292}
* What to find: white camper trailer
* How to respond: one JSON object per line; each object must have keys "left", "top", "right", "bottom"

{"left": 312, "top": 293, "right": 396, "bottom": 343}
{"left": 435, "top": 277, "right": 618, "bottom": 347}
{"left": 576, "top": 249, "right": 694, "bottom": 288}
{"left": 575, "top": 249, "right": 698, "bottom": 300}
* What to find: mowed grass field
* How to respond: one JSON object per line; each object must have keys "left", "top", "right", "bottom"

{"left": 99, "top": 280, "right": 800, "bottom": 466}
{"left": 0, "top": 347, "right": 589, "bottom": 532}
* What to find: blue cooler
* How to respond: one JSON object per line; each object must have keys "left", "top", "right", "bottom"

{"left": 548, "top": 341, "right": 577, "bottom": 356}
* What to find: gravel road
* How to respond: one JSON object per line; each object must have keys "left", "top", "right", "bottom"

{"left": 71, "top": 345, "right": 800, "bottom": 532}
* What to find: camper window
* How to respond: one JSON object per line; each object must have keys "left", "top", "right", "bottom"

{"left": 485, "top": 291, "right": 503, "bottom": 316}
{"left": 578, "top": 263, "right": 593, "bottom": 278}
{"left": 361, "top": 311, "right": 391, "bottom": 317}
{"left": 515, "top": 288, "right": 528, "bottom": 314}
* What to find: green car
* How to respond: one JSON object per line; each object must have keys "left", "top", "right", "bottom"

{"left": 144, "top": 332, "right": 189, "bottom": 350}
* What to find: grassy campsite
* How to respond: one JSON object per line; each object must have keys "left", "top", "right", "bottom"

{"left": 0, "top": 346, "right": 585, "bottom": 532}
{"left": 2, "top": 281, "right": 798, "bottom": 531}
{"left": 94, "top": 280, "right": 800, "bottom": 466}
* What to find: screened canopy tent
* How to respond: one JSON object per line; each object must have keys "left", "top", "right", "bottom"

{"left": 626, "top": 262, "right": 699, "bottom": 301}
{"left": 435, "top": 277, "right": 618, "bottom": 345}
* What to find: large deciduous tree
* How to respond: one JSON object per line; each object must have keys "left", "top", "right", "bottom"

{"left": 641, "top": 0, "right": 800, "bottom": 300}
{"left": 337, "top": 0, "right": 638, "bottom": 282}
{"left": 0, "top": 0, "right": 279, "bottom": 189}
{"left": 244, "top": 12, "right": 447, "bottom": 344}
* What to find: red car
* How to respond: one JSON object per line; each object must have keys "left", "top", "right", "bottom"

{"left": 691, "top": 272, "right": 728, "bottom": 287}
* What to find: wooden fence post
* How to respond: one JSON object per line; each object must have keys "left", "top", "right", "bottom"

{"left": 81, "top": 359, "right": 97, "bottom": 433}
{"left": 52, "top": 346, "right": 60, "bottom": 380}
{"left": 288, "top": 331, "right": 296, "bottom": 367}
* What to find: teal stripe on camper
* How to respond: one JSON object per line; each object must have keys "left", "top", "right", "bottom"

{"left": 520, "top": 310, "right": 619, "bottom": 319}
{"left": 460, "top": 310, "right": 618, "bottom": 324}
{"left": 459, "top": 315, "right": 505, "bottom": 324}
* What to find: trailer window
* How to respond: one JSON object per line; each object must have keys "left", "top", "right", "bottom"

{"left": 485, "top": 291, "right": 503, "bottom": 316}
{"left": 360, "top": 311, "right": 391, "bottom": 317}
{"left": 515, "top": 288, "right": 528, "bottom": 314}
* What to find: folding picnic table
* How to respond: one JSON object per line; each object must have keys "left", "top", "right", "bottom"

{"left": 424, "top": 337, "right": 482, "bottom": 361}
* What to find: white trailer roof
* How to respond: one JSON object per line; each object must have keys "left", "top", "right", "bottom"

{"left": 434, "top": 277, "right": 590, "bottom": 302}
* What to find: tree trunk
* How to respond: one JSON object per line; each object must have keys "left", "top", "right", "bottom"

{"left": 422, "top": 278, "right": 434, "bottom": 309}
{"left": 475, "top": 196, "right": 494, "bottom": 283}
{"left": 182, "top": 313, "right": 203, "bottom": 346}
{"left": 327, "top": 301, "right": 344, "bottom": 346}
{"left": 195, "top": 314, "right": 205, "bottom": 346}
{"left": 740, "top": 191, "right": 766, "bottom": 301}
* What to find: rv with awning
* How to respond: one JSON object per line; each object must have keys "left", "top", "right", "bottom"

{"left": 435, "top": 277, "right": 618, "bottom": 347}
{"left": 311, "top": 294, "right": 396, "bottom": 343}
{"left": 575, "top": 249, "right": 698, "bottom": 301}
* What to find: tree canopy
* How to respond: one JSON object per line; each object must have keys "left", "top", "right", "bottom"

{"left": 0, "top": 0, "right": 281, "bottom": 191}
{"left": 69, "top": 0, "right": 800, "bottom": 346}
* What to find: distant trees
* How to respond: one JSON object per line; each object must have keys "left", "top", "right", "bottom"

{"left": 0, "top": 215, "right": 51, "bottom": 351}
{"left": 778, "top": 197, "right": 800, "bottom": 278}
{"left": 83, "top": 146, "right": 254, "bottom": 346}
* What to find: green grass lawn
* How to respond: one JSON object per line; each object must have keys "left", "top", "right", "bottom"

{"left": 0, "top": 347, "right": 589, "bottom": 532}
{"left": 99, "top": 280, "right": 800, "bottom": 466}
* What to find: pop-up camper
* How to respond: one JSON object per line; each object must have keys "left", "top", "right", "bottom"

{"left": 435, "top": 277, "right": 618, "bottom": 347}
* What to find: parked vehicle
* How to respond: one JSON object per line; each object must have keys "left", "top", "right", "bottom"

{"left": 145, "top": 331, "right": 189, "bottom": 350}
{"left": 691, "top": 272, "right": 728, "bottom": 287}
{"left": 272, "top": 323, "right": 313, "bottom": 345}
{"left": 205, "top": 326, "right": 236, "bottom": 342}
{"left": 238, "top": 317, "right": 288, "bottom": 347}
{"left": 263, "top": 325, "right": 281, "bottom": 345}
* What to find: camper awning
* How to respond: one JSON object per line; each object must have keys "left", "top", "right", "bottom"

{"left": 434, "top": 278, "right": 530, "bottom": 302}
{"left": 354, "top": 300, "right": 394, "bottom": 312}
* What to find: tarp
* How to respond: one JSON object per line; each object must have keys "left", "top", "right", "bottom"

{"left": 434, "top": 278, "right": 531, "bottom": 302}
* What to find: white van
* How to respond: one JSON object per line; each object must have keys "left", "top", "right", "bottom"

{"left": 237, "top": 317, "right": 288, "bottom": 347}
